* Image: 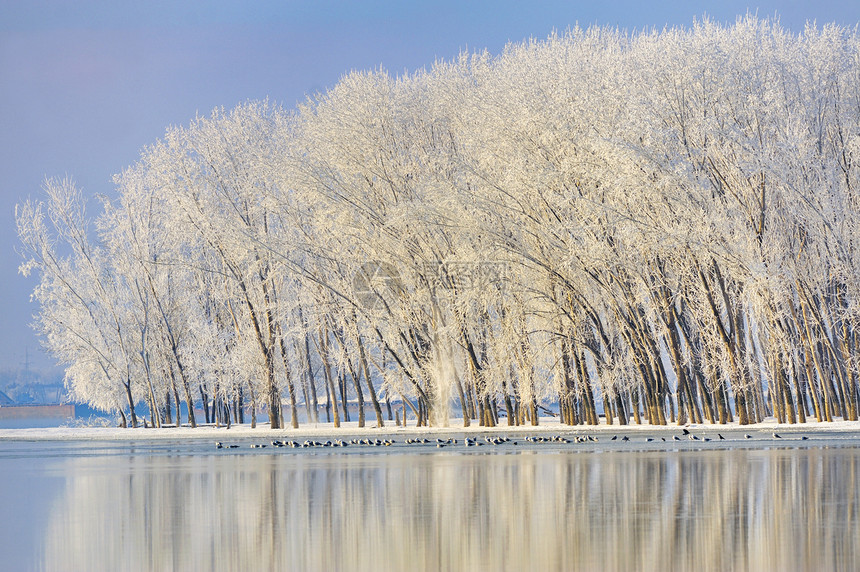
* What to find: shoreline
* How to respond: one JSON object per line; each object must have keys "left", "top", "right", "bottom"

{"left": 2, "top": 416, "right": 860, "bottom": 443}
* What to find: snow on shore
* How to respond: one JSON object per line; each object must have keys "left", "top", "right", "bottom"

{"left": 1, "top": 417, "right": 859, "bottom": 442}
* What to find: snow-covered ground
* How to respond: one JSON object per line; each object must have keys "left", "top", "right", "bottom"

{"left": 1, "top": 416, "right": 859, "bottom": 445}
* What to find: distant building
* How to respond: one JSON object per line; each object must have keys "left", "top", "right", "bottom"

{"left": 0, "top": 390, "right": 14, "bottom": 406}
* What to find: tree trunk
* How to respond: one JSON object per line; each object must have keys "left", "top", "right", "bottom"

{"left": 319, "top": 327, "right": 340, "bottom": 428}
{"left": 200, "top": 384, "right": 211, "bottom": 424}
{"left": 277, "top": 329, "right": 300, "bottom": 429}
{"left": 339, "top": 370, "right": 351, "bottom": 422}
{"left": 124, "top": 380, "right": 138, "bottom": 428}
{"left": 355, "top": 331, "right": 384, "bottom": 427}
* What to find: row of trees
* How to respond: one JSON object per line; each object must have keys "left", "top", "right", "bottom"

{"left": 18, "top": 16, "right": 860, "bottom": 428}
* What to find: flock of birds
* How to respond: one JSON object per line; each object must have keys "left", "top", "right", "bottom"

{"left": 214, "top": 428, "right": 810, "bottom": 450}
{"left": 216, "top": 438, "right": 396, "bottom": 449}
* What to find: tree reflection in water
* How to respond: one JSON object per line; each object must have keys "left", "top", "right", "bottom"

{"left": 41, "top": 448, "right": 859, "bottom": 571}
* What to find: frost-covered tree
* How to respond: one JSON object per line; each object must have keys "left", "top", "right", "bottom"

{"left": 18, "top": 179, "right": 143, "bottom": 426}
{"left": 20, "top": 16, "right": 860, "bottom": 428}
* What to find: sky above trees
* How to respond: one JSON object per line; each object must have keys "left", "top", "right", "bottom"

{"left": 3, "top": 1, "right": 860, "bottom": 371}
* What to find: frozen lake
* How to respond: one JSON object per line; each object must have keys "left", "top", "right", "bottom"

{"left": 1, "top": 435, "right": 858, "bottom": 571}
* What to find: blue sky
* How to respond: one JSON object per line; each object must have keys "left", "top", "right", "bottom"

{"left": 2, "top": 1, "right": 860, "bottom": 372}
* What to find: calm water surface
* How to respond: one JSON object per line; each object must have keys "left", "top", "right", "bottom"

{"left": 0, "top": 440, "right": 857, "bottom": 572}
